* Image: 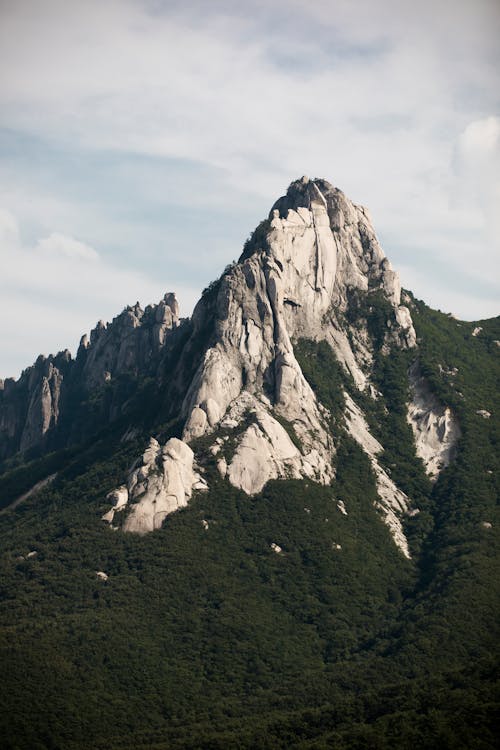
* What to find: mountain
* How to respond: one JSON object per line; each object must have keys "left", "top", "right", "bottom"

{"left": 0, "top": 178, "right": 498, "bottom": 749}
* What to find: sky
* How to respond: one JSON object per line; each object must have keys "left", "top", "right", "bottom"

{"left": 0, "top": 0, "right": 499, "bottom": 379}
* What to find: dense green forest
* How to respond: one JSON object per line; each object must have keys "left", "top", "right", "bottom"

{"left": 0, "top": 300, "right": 498, "bottom": 749}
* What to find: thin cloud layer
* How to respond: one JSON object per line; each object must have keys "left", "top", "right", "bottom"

{"left": 455, "top": 116, "right": 500, "bottom": 247}
{"left": 0, "top": 209, "right": 199, "bottom": 379}
{"left": 37, "top": 233, "right": 100, "bottom": 262}
{"left": 0, "top": 0, "right": 499, "bottom": 377}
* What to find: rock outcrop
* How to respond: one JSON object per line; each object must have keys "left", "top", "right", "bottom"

{"left": 4, "top": 176, "right": 462, "bottom": 556}
{"left": 0, "top": 350, "right": 72, "bottom": 459}
{"left": 0, "top": 293, "right": 181, "bottom": 459}
{"left": 102, "top": 437, "right": 207, "bottom": 534}
{"left": 78, "top": 293, "right": 179, "bottom": 390}
{"left": 19, "top": 358, "right": 65, "bottom": 452}
{"left": 407, "top": 362, "right": 461, "bottom": 479}
{"left": 217, "top": 392, "right": 332, "bottom": 494}
{"left": 181, "top": 177, "right": 416, "bottom": 450}
{"left": 105, "top": 178, "right": 422, "bottom": 550}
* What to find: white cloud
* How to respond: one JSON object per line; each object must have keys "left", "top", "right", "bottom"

{"left": 459, "top": 116, "right": 500, "bottom": 157}
{"left": 37, "top": 232, "right": 99, "bottom": 261}
{"left": 1, "top": 0, "right": 493, "bottom": 177}
{"left": 0, "top": 0, "right": 498, "bottom": 375}
{"left": 398, "top": 263, "right": 500, "bottom": 322}
{"left": 453, "top": 115, "right": 500, "bottom": 259}
{"left": 0, "top": 208, "right": 20, "bottom": 245}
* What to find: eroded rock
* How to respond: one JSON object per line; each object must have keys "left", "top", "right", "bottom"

{"left": 476, "top": 409, "right": 491, "bottom": 419}
{"left": 0, "top": 293, "right": 181, "bottom": 459}
{"left": 217, "top": 393, "right": 333, "bottom": 495}
{"left": 102, "top": 436, "right": 207, "bottom": 534}
{"left": 407, "top": 362, "right": 461, "bottom": 479}
{"left": 107, "top": 178, "right": 419, "bottom": 539}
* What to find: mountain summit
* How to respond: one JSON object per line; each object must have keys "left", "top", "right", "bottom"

{"left": 1, "top": 177, "right": 498, "bottom": 750}
{"left": 105, "top": 177, "right": 426, "bottom": 550}
{"left": 1, "top": 178, "right": 459, "bottom": 556}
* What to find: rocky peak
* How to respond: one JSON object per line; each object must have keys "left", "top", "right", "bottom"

{"left": 182, "top": 177, "right": 416, "bottom": 442}
{"left": 0, "top": 292, "right": 181, "bottom": 459}
{"left": 271, "top": 176, "right": 404, "bottom": 307}
{"left": 2, "top": 176, "right": 458, "bottom": 559}
{"left": 76, "top": 291, "right": 180, "bottom": 389}
{"left": 108, "top": 178, "right": 422, "bottom": 554}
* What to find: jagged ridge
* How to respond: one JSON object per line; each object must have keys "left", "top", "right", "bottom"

{"left": 0, "top": 177, "right": 462, "bottom": 557}
{"left": 0, "top": 293, "right": 181, "bottom": 460}
{"left": 102, "top": 177, "right": 456, "bottom": 556}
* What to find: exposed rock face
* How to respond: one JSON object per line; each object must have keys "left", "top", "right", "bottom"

{"left": 270, "top": 178, "right": 411, "bottom": 325}
{"left": 0, "top": 351, "right": 71, "bottom": 458}
{"left": 19, "top": 359, "right": 64, "bottom": 452}
{"left": 407, "top": 362, "right": 461, "bottom": 479}
{"left": 159, "top": 177, "right": 415, "bottom": 549}
{"left": 5, "top": 176, "right": 461, "bottom": 556}
{"left": 106, "top": 178, "right": 422, "bottom": 548}
{"left": 220, "top": 392, "right": 332, "bottom": 494}
{"left": 476, "top": 409, "right": 491, "bottom": 419}
{"left": 179, "top": 179, "right": 416, "bottom": 492}
{"left": 0, "top": 293, "right": 180, "bottom": 459}
{"left": 78, "top": 293, "right": 180, "bottom": 389}
{"left": 102, "top": 437, "right": 207, "bottom": 534}
{"left": 182, "top": 178, "right": 416, "bottom": 452}
{"left": 101, "top": 486, "right": 129, "bottom": 524}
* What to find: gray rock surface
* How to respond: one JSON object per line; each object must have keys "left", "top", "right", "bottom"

{"left": 217, "top": 393, "right": 333, "bottom": 494}
{"left": 407, "top": 362, "right": 461, "bottom": 479}
{"left": 19, "top": 360, "right": 64, "bottom": 452}
{"left": 102, "top": 436, "right": 208, "bottom": 534}
{"left": 181, "top": 178, "right": 416, "bottom": 477}
{"left": 476, "top": 409, "right": 491, "bottom": 419}
{"left": 80, "top": 293, "right": 179, "bottom": 389}
{"left": 4, "top": 176, "right": 459, "bottom": 556}
{"left": 107, "top": 178, "right": 422, "bottom": 546}
{"left": 0, "top": 293, "right": 180, "bottom": 458}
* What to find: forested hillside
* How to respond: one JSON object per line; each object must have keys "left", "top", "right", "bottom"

{"left": 1, "top": 299, "right": 498, "bottom": 749}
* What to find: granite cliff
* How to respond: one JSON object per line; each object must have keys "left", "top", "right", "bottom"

{"left": 1, "top": 178, "right": 497, "bottom": 750}
{"left": 0, "top": 293, "right": 180, "bottom": 460}
{"left": 1, "top": 178, "right": 462, "bottom": 556}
